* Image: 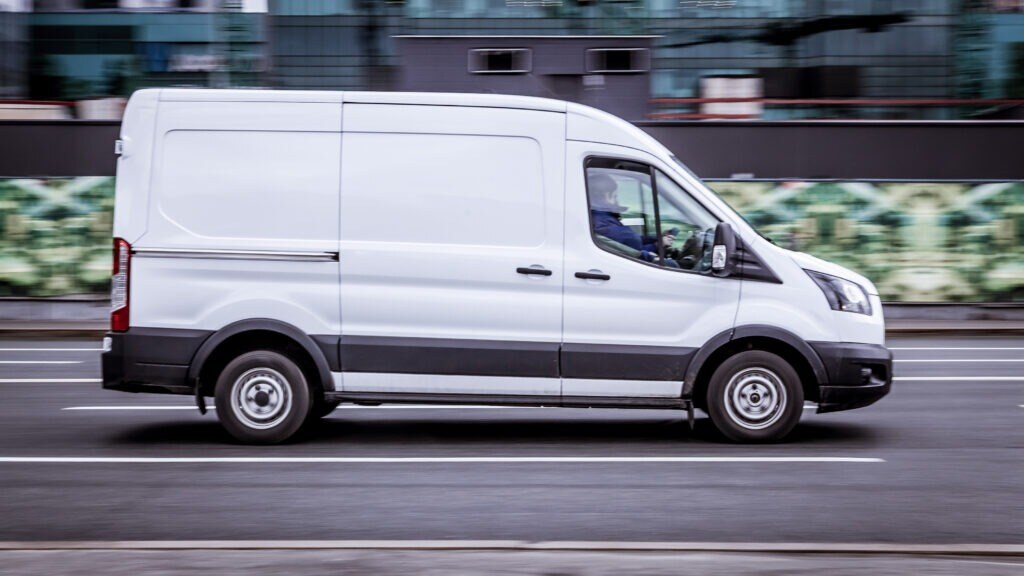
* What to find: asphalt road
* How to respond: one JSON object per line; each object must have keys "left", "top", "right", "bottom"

{"left": 0, "top": 334, "right": 1021, "bottom": 546}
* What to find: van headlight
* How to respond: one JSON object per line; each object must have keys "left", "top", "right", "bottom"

{"left": 805, "top": 270, "right": 872, "bottom": 315}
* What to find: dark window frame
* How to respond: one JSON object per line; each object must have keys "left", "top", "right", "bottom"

{"left": 584, "top": 48, "right": 650, "bottom": 74}
{"left": 467, "top": 48, "right": 533, "bottom": 74}
{"left": 583, "top": 155, "right": 728, "bottom": 278}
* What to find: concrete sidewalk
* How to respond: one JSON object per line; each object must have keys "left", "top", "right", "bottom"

{"left": 0, "top": 548, "right": 1021, "bottom": 576}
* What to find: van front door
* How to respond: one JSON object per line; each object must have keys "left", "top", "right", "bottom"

{"left": 561, "top": 142, "right": 741, "bottom": 400}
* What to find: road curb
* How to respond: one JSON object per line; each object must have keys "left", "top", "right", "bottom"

{"left": 0, "top": 541, "right": 1021, "bottom": 556}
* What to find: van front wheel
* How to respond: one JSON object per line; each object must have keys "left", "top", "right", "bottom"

{"left": 706, "top": 350, "right": 803, "bottom": 443}
{"left": 214, "top": 350, "right": 311, "bottom": 444}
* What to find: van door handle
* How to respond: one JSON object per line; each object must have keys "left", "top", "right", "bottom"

{"left": 517, "top": 267, "right": 552, "bottom": 276}
{"left": 575, "top": 271, "right": 611, "bottom": 281}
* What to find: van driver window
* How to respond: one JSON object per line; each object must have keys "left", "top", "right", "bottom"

{"left": 585, "top": 158, "right": 720, "bottom": 272}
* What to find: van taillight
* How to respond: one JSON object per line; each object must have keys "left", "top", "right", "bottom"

{"left": 111, "top": 237, "right": 131, "bottom": 332}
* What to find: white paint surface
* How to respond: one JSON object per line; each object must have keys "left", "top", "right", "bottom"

{"left": 0, "top": 348, "right": 101, "bottom": 352}
{"left": 0, "top": 456, "right": 884, "bottom": 464}
{"left": 0, "top": 361, "right": 82, "bottom": 364}
{"left": 0, "top": 379, "right": 101, "bottom": 383}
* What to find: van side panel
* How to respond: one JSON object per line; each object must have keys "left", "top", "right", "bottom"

{"left": 113, "top": 89, "right": 160, "bottom": 243}
{"left": 131, "top": 100, "right": 341, "bottom": 337}
{"left": 338, "top": 103, "right": 565, "bottom": 395}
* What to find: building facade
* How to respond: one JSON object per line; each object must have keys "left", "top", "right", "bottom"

{"left": 27, "top": 0, "right": 265, "bottom": 100}
{"left": 270, "top": 0, "right": 1024, "bottom": 119}
{"left": 3, "top": 1, "right": 1022, "bottom": 119}
{"left": 0, "top": 1, "right": 28, "bottom": 99}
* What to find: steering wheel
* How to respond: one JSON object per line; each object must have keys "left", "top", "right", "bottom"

{"left": 675, "top": 228, "right": 715, "bottom": 271}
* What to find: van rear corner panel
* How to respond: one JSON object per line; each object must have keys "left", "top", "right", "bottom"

{"left": 113, "top": 89, "right": 161, "bottom": 243}
{"left": 127, "top": 98, "right": 342, "bottom": 336}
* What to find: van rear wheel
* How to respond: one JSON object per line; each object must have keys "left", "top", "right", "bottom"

{"left": 214, "top": 350, "right": 311, "bottom": 444}
{"left": 706, "top": 350, "right": 803, "bottom": 443}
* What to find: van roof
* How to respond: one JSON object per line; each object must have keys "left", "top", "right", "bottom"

{"left": 154, "top": 88, "right": 567, "bottom": 113}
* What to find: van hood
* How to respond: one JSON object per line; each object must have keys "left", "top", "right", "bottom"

{"left": 785, "top": 249, "right": 879, "bottom": 296}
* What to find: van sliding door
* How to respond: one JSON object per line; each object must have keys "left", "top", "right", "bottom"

{"left": 337, "top": 103, "right": 565, "bottom": 397}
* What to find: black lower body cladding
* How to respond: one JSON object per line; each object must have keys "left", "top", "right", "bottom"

{"left": 103, "top": 328, "right": 893, "bottom": 415}
{"left": 102, "top": 328, "right": 212, "bottom": 395}
{"left": 809, "top": 341, "right": 893, "bottom": 413}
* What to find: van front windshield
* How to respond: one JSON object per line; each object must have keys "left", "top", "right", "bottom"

{"left": 670, "top": 154, "right": 767, "bottom": 242}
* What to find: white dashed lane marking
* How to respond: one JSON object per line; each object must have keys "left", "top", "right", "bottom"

{"left": 896, "top": 359, "right": 1024, "bottom": 363}
{"left": 0, "top": 348, "right": 101, "bottom": 352}
{"left": 0, "top": 379, "right": 101, "bottom": 383}
{"left": 0, "top": 361, "right": 83, "bottom": 364}
{"left": 0, "top": 456, "right": 885, "bottom": 464}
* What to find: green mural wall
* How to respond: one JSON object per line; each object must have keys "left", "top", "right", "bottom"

{"left": 0, "top": 178, "right": 114, "bottom": 297}
{"left": 1, "top": 177, "right": 1022, "bottom": 302}
{"left": 712, "top": 181, "right": 1024, "bottom": 302}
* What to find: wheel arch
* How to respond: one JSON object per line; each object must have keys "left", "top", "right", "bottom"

{"left": 683, "top": 325, "right": 828, "bottom": 408}
{"left": 187, "top": 319, "right": 335, "bottom": 397}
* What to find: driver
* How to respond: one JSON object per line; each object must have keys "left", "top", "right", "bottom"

{"left": 588, "top": 172, "right": 676, "bottom": 263}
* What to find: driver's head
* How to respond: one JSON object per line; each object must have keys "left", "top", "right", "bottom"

{"left": 588, "top": 172, "right": 623, "bottom": 212}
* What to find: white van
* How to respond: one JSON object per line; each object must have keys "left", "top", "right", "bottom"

{"left": 102, "top": 89, "right": 891, "bottom": 444}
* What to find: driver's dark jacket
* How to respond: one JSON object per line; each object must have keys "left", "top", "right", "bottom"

{"left": 591, "top": 210, "right": 657, "bottom": 256}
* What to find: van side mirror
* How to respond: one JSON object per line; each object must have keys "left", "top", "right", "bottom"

{"left": 711, "top": 222, "right": 736, "bottom": 277}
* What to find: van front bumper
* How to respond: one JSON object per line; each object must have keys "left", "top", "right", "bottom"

{"left": 809, "top": 342, "right": 892, "bottom": 414}
{"left": 102, "top": 328, "right": 211, "bottom": 396}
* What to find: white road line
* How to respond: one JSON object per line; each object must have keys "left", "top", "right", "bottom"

{"left": 0, "top": 378, "right": 100, "bottom": 383}
{"left": 896, "top": 359, "right": 1024, "bottom": 363}
{"left": 0, "top": 456, "right": 884, "bottom": 464}
{"left": 890, "top": 347, "right": 1024, "bottom": 351}
{"left": 63, "top": 406, "right": 201, "bottom": 411}
{"left": 62, "top": 405, "right": 540, "bottom": 411}
{"left": 337, "top": 405, "right": 515, "bottom": 410}
{"left": 0, "top": 360, "right": 82, "bottom": 364}
{"left": 0, "top": 541, "right": 1020, "bottom": 554}
{"left": 61, "top": 405, "right": 520, "bottom": 411}
{"left": 894, "top": 376, "right": 1024, "bottom": 381}
{"left": 0, "top": 541, "right": 1021, "bottom": 554}
{"left": 0, "top": 348, "right": 101, "bottom": 352}
{"left": 2, "top": 344, "right": 1015, "bottom": 350}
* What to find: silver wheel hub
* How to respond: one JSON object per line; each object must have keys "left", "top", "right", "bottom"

{"left": 231, "top": 367, "right": 292, "bottom": 430}
{"left": 723, "top": 367, "right": 787, "bottom": 430}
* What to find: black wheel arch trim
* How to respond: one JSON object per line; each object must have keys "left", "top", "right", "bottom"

{"left": 186, "top": 319, "right": 338, "bottom": 393}
{"left": 681, "top": 324, "right": 828, "bottom": 398}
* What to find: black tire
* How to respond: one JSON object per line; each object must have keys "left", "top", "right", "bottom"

{"left": 214, "top": 350, "right": 312, "bottom": 444}
{"left": 706, "top": 350, "right": 803, "bottom": 443}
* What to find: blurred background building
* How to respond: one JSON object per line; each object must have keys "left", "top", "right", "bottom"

{"left": 269, "top": 0, "right": 1024, "bottom": 119}
{"left": 0, "top": 0, "right": 28, "bottom": 99}
{"left": 0, "top": 0, "right": 1020, "bottom": 119}
{"left": 25, "top": 0, "right": 265, "bottom": 108}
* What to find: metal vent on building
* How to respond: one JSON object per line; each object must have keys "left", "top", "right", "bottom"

{"left": 467, "top": 48, "right": 532, "bottom": 74}
{"left": 585, "top": 48, "right": 650, "bottom": 74}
